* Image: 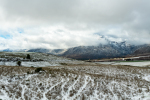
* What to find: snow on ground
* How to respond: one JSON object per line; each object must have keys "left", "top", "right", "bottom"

{"left": 97, "top": 61, "right": 150, "bottom": 67}
{"left": 144, "top": 75, "right": 150, "bottom": 82}
{"left": 0, "top": 61, "right": 59, "bottom": 67}
{"left": 0, "top": 64, "right": 150, "bottom": 100}
{"left": 0, "top": 52, "right": 85, "bottom": 67}
{"left": 1, "top": 52, "right": 150, "bottom": 99}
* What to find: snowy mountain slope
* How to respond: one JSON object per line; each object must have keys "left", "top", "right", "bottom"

{"left": 2, "top": 49, "right": 28, "bottom": 52}
{"left": 61, "top": 41, "right": 141, "bottom": 60}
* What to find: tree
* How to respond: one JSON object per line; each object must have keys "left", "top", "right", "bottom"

{"left": 26, "top": 54, "right": 30, "bottom": 59}
{"left": 17, "top": 61, "right": 21, "bottom": 66}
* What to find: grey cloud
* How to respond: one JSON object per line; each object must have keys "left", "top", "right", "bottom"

{"left": 0, "top": 0, "right": 147, "bottom": 25}
{"left": 0, "top": 0, "right": 150, "bottom": 49}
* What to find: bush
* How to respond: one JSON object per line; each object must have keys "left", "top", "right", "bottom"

{"left": 60, "top": 63, "right": 67, "bottom": 65}
{"left": 17, "top": 61, "right": 21, "bottom": 66}
{"left": 31, "top": 66, "right": 34, "bottom": 68}
{"left": 35, "top": 67, "right": 43, "bottom": 73}
{"left": 27, "top": 71, "right": 30, "bottom": 74}
{"left": 26, "top": 54, "right": 30, "bottom": 59}
{"left": 39, "top": 83, "right": 42, "bottom": 86}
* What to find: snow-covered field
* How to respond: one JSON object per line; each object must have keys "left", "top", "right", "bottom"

{"left": 97, "top": 61, "right": 150, "bottom": 67}
{"left": 0, "top": 52, "right": 150, "bottom": 100}
{"left": 0, "top": 61, "right": 59, "bottom": 67}
{"left": 0, "top": 52, "right": 85, "bottom": 67}
{"left": 0, "top": 64, "right": 150, "bottom": 100}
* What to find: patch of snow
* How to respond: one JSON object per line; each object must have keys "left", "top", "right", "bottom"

{"left": 0, "top": 61, "right": 59, "bottom": 67}
{"left": 97, "top": 61, "right": 150, "bottom": 67}
{"left": 143, "top": 75, "right": 150, "bottom": 82}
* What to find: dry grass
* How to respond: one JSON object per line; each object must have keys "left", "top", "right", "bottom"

{"left": 0, "top": 64, "right": 150, "bottom": 99}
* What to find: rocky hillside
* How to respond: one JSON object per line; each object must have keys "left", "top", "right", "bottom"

{"left": 133, "top": 45, "right": 150, "bottom": 55}
{"left": 61, "top": 41, "right": 140, "bottom": 60}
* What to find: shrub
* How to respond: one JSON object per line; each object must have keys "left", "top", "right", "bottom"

{"left": 17, "top": 61, "right": 21, "bottom": 66}
{"left": 35, "top": 67, "right": 43, "bottom": 73}
{"left": 60, "top": 63, "right": 67, "bottom": 65}
{"left": 26, "top": 54, "right": 30, "bottom": 59}
{"left": 31, "top": 66, "right": 34, "bottom": 68}
{"left": 27, "top": 71, "right": 30, "bottom": 74}
{"left": 39, "top": 83, "right": 42, "bottom": 86}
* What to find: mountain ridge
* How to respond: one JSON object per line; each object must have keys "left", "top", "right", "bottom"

{"left": 1, "top": 40, "right": 148, "bottom": 60}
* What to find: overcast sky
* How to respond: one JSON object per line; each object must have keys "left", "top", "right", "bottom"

{"left": 0, "top": 0, "right": 150, "bottom": 50}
